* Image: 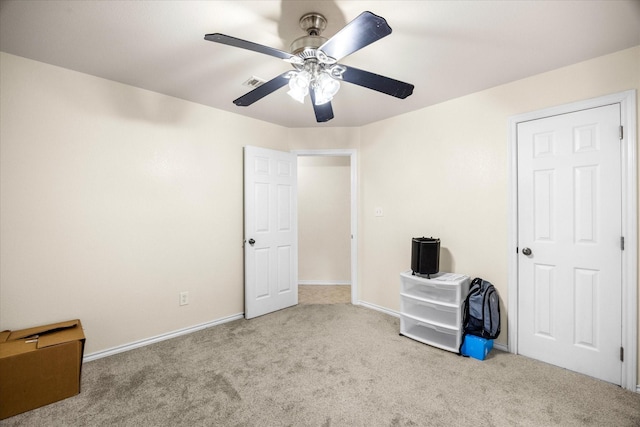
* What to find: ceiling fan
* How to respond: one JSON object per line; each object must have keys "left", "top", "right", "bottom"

{"left": 204, "top": 11, "right": 414, "bottom": 123}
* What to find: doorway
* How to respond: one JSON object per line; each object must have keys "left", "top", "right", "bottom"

{"left": 507, "top": 90, "right": 637, "bottom": 391}
{"left": 293, "top": 149, "right": 358, "bottom": 305}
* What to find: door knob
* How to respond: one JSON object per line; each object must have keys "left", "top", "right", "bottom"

{"left": 522, "top": 247, "right": 532, "bottom": 256}
{"left": 248, "top": 238, "right": 255, "bottom": 246}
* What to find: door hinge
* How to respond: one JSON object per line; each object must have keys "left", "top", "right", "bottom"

{"left": 620, "top": 346, "right": 624, "bottom": 362}
{"left": 621, "top": 236, "right": 625, "bottom": 250}
{"left": 619, "top": 125, "right": 624, "bottom": 140}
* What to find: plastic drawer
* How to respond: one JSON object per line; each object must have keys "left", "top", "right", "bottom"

{"left": 400, "top": 294, "right": 459, "bottom": 328}
{"left": 400, "top": 314, "right": 460, "bottom": 352}
{"left": 400, "top": 272, "right": 469, "bottom": 305}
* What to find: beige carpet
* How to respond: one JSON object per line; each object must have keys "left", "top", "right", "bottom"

{"left": 2, "top": 303, "right": 639, "bottom": 426}
{"left": 298, "top": 285, "right": 351, "bottom": 304}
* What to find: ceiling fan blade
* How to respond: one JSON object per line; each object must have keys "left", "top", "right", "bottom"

{"left": 319, "top": 11, "right": 392, "bottom": 62}
{"left": 309, "top": 89, "right": 334, "bottom": 122}
{"left": 341, "top": 66, "right": 414, "bottom": 99}
{"left": 205, "top": 33, "right": 298, "bottom": 62}
{"left": 233, "top": 72, "right": 290, "bottom": 106}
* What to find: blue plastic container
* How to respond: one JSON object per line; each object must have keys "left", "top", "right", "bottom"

{"left": 461, "top": 335, "right": 493, "bottom": 360}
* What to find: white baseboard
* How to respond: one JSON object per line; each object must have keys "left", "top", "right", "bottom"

{"left": 358, "top": 300, "right": 400, "bottom": 318}
{"left": 84, "top": 303, "right": 392, "bottom": 364}
{"left": 493, "top": 342, "right": 509, "bottom": 352}
{"left": 83, "top": 313, "right": 244, "bottom": 362}
{"left": 298, "top": 280, "right": 351, "bottom": 286}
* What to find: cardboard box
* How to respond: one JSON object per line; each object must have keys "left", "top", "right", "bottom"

{"left": 0, "top": 319, "right": 85, "bottom": 420}
{"left": 461, "top": 334, "right": 493, "bottom": 361}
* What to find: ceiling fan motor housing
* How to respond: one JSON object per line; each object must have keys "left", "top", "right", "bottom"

{"left": 299, "top": 13, "right": 327, "bottom": 36}
{"left": 290, "top": 13, "right": 328, "bottom": 57}
{"left": 290, "top": 36, "right": 326, "bottom": 58}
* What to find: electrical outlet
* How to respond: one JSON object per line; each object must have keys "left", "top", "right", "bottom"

{"left": 179, "top": 291, "right": 189, "bottom": 306}
{"left": 375, "top": 207, "right": 384, "bottom": 217}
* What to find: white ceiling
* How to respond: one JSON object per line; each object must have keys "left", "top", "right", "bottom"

{"left": 1, "top": 1, "right": 639, "bottom": 128}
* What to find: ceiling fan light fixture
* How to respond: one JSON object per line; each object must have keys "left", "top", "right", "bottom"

{"left": 287, "top": 70, "right": 311, "bottom": 103}
{"left": 313, "top": 73, "right": 340, "bottom": 105}
{"left": 287, "top": 87, "right": 307, "bottom": 104}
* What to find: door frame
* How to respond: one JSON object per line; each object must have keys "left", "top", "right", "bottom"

{"left": 507, "top": 90, "right": 637, "bottom": 391}
{"left": 292, "top": 149, "right": 358, "bottom": 305}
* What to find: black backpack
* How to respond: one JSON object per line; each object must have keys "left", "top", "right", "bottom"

{"left": 462, "top": 277, "right": 501, "bottom": 340}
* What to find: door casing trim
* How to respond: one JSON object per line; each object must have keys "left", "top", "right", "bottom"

{"left": 507, "top": 90, "right": 637, "bottom": 391}
{"left": 292, "top": 149, "right": 358, "bottom": 305}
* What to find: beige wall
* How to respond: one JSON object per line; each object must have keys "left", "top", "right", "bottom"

{"left": 359, "top": 46, "right": 639, "bottom": 374}
{"left": 0, "top": 52, "right": 289, "bottom": 354}
{"left": 287, "top": 127, "right": 360, "bottom": 151}
{"left": 298, "top": 156, "right": 351, "bottom": 283}
{"left": 1, "top": 46, "right": 639, "bottom": 383}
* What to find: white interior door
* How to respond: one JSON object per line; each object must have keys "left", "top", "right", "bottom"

{"left": 517, "top": 104, "right": 622, "bottom": 384}
{"left": 244, "top": 146, "right": 298, "bottom": 319}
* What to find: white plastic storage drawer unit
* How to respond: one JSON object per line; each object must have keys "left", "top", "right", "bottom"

{"left": 400, "top": 294, "right": 459, "bottom": 327}
{"left": 400, "top": 315, "right": 459, "bottom": 351}
{"left": 399, "top": 271, "right": 470, "bottom": 353}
